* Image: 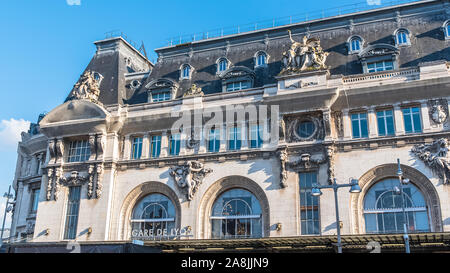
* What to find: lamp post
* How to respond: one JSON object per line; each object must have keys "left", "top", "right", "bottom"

{"left": 312, "top": 178, "right": 361, "bottom": 253}
{"left": 396, "top": 158, "right": 411, "bottom": 254}
{"left": 0, "top": 185, "right": 14, "bottom": 249}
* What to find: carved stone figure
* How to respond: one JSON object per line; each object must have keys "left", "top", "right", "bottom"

{"left": 411, "top": 138, "right": 450, "bottom": 184}
{"left": 279, "top": 118, "right": 286, "bottom": 142}
{"left": 186, "top": 129, "right": 200, "bottom": 150}
{"left": 183, "top": 84, "right": 204, "bottom": 97}
{"left": 278, "top": 148, "right": 288, "bottom": 188}
{"left": 170, "top": 161, "right": 212, "bottom": 201}
{"left": 68, "top": 70, "right": 102, "bottom": 102}
{"left": 280, "top": 30, "right": 329, "bottom": 75}
{"left": 428, "top": 100, "right": 448, "bottom": 124}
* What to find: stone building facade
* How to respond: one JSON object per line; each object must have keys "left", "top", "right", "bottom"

{"left": 9, "top": 0, "right": 450, "bottom": 250}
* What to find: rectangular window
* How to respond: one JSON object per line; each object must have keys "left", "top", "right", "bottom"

{"left": 131, "top": 137, "right": 143, "bottom": 159}
{"left": 169, "top": 134, "right": 180, "bottom": 156}
{"left": 63, "top": 186, "right": 81, "bottom": 240}
{"left": 299, "top": 172, "right": 320, "bottom": 235}
{"left": 30, "top": 188, "right": 40, "bottom": 214}
{"left": 226, "top": 81, "right": 251, "bottom": 92}
{"left": 150, "top": 135, "right": 161, "bottom": 158}
{"left": 67, "top": 140, "right": 91, "bottom": 162}
{"left": 208, "top": 128, "right": 221, "bottom": 152}
{"left": 376, "top": 109, "right": 395, "bottom": 136}
{"left": 351, "top": 113, "right": 369, "bottom": 139}
{"left": 403, "top": 106, "right": 422, "bottom": 134}
{"left": 151, "top": 91, "right": 171, "bottom": 102}
{"left": 228, "top": 126, "right": 241, "bottom": 151}
{"left": 367, "top": 60, "right": 394, "bottom": 73}
{"left": 249, "top": 124, "right": 263, "bottom": 148}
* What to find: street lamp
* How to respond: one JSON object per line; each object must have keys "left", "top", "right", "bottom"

{"left": 311, "top": 178, "right": 361, "bottom": 253}
{"left": 0, "top": 185, "right": 15, "bottom": 249}
{"left": 396, "top": 158, "right": 411, "bottom": 254}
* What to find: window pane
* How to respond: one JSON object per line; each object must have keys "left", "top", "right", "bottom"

{"left": 64, "top": 186, "right": 81, "bottom": 240}
{"left": 299, "top": 172, "right": 320, "bottom": 235}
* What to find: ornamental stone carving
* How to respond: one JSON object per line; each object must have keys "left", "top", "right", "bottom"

{"left": 278, "top": 148, "right": 288, "bottom": 188}
{"left": 428, "top": 99, "right": 448, "bottom": 124}
{"left": 411, "top": 138, "right": 450, "bottom": 185}
{"left": 67, "top": 70, "right": 102, "bottom": 103}
{"left": 183, "top": 84, "right": 204, "bottom": 97}
{"left": 280, "top": 30, "right": 329, "bottom": 75}
{"left": 58, "top": 171, "right": 90, "bottom": 187}
{"left": 169, "top": 161, "right": 212, "bottom": 201}
{"left": 285, "top": 113, "right": 324, "bottom": 142}
{"left": 186, "top": 129, "right": 200, "bottom": 150}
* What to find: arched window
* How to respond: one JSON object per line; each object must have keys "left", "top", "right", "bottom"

{"left": 395, "top": 29, "right": 410, "bottom": 46}
{"left": 211, "top": 189, "right": 262, "bottom": 239}
{"left": 131, "top": 193, "right": 176, "bottom": 238}
{"left": 363, "top": 178, "right": 430, "bottom": 234}
{"left": 218, "top": 58, "right": 228, "bottom": 73}
{"left": 443, "top": 20, "right": 450, "bottom": 39}
{"left": 181, "top": 64, "right": 191, "bottom": 79}
{"left": 255, "top": 52, "right": 267, "bottom": 67}
{"left": 348, "top": 36, "right": 363, "bottom": 53}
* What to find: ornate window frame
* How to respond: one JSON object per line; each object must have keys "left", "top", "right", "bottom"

{"left": 145, "top": 78, "right": 178, "bottom": 103}
{"left": 350, "top": 164, "right": 443, "bottom": 234}
{"left": 347, "top": 35, "right": 364, "bottom": 54}
{"left": 358, "top": 44, "right": 399, "bottom": 74}
{"left": 393, "top": 28, "right": 412, "bottom": 47}
{"left": 198, "top": 176, "right": 270, "bottom": 239}
{"left": 179, "top": 64, "right": 193, "bottom": 80}
{"left": 216, "top": 57, "right": 231, "bottom": 75}
{"left": 254, "top": 51, "right": 269, "bottom": 69}
{"left": 219, "top": 66, "right": 255, "bottom": 93}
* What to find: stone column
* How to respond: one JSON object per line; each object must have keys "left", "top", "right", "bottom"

{"left": 219, "top": 124, "right": 227, "bottom": 152}
{"left": 160, "top": 131, "right": 169, "bottom": 157}
{"left": 240, "top": 121, "right": 248, "bottom": 150}
{"left": 368, "top": 107, "right": 378, "bottom": 138}
{"left": 342, "top": 109, "right": 352, "bottom": 140}
{"left": 393, "top": 103, "right": 405, "bottom": 135}
{"left": 141, "top": 133, "right": 150, "bottom": 159}
{"left": 123, "top": 135, "right": 131, "bottom": 160}
{"left": 420, "top": 101, "right": 432, "bottom": 133}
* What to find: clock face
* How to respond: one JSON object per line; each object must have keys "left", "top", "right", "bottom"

{"left": 298, "top": 120, "right": 315, "bottom": 139}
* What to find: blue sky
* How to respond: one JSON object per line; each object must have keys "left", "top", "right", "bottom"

{"left": 0, "top": 0, "right": 398, "bottom": 228}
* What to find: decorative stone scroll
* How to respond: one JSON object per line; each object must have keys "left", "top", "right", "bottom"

{"left": 67, "top": 70, "right": 102, "bottom": 103}
{"left": 278, "top": 148, "right": 288, "bottom": 188}
{"left": 411, "top": 138, "right": 450, "bottom": 185}
{"left": 280, "top": 30, "right": 329, "bottom": 75}
{"left": 169, "top": 161, "right": 212, "bottom": 201}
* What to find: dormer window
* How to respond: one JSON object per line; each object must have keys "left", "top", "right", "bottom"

{"left": 181, "top": 64, "right": 192, "bottom": 80}
{"left": 367, "top": 60, "right": 394, "bottom": 73}
{"left": 145, "top": 78, "right": 178, "bottom": 103}
{"left": 219, "top": 66, "right": 255, "bottom": 92}
{"left": 255, "top": 51, "right": 268, "bottom": 68}
{"left": 348, "top": 36, "right": 363, "bottom": 54}
{"left": 443, "top": 20, "right": 450, "bottom": 39}
{"left": 217, "top": 58, "right": 228, "bottom": 74}
{"left": 358, "top": 44, "right": 399, "bottom": 74}
{"left": 394, "top": 29, "right": 411, "bottom": 46}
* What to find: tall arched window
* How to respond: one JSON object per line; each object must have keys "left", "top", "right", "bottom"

{"left": 395, "top": 29, "right": 410, "bottom": 46}
{"left": 444, "top": 20, "right": 450, "bottom": 39}
{"left": 363, "top": 178, "right": 429, "bottom": 234}
{"left": 181, "top": 64, "right": 191, "bottom": 79}
{"left": 255, "top": 52, "right": 267, "bottom": 67}
{"left": 131, "top": 193, "right": 176, "bottom": 238}
{"left": 211, "top": 189, "right": 262, "bottom": 239}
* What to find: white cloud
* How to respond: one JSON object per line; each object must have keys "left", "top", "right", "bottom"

{"left": 66, "top": 0, "right": 81, "bottom": 5}
{"left": 367, "top": 0, "right": 381, "bottom": 5}
{"left": 0, "top": 119, "right": 30, "bottom": 149}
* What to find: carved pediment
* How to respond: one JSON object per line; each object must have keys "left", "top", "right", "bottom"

{"left": 145, "top": 78, "right": 179, "bottom": 91}
{"left": 358, "top": 44, "right": 399, "bottom": 60}
{"left": 219, "top": 66, "right": 255, "bottom": 80}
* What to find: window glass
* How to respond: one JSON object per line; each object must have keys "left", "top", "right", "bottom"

{"left": 397, "top": 30, "right": 409, "bottom": 45}
{"left": 218, "top": 59, "right": 227, "bottom": 72}
{"left": 30, "top": 189, "right": 40, "bottom": 213}
{"left": 67, "top": 140, "right": 91, "bottom": 162}
{"left": 402, "top": 107, "right": 422, "bottom": 134}
{"left": 446, "top": 23, "right": 450, "bottom": 37}
{"left": 351, "top": 113, "right": 368, "bottom": 139}
{"left": 132, "top": 137, "right": 143, "bottom": 159}
{"left": 182, "top": 65, "right": 190, "bottom": 78}
{"left": 228, "top": 126, "right": 241, "bottom": 151}
{"left": 169, "top": 134, "right": 180, "bottom": 156}
{"left": 351, "top": 37, "right": 361, "bottom": 51}
{"left": 208, "top": 128, "right": 221, "bottom": 152}
{"left": 152, "top": 91, "right": 171, "bottom": 102}
{"left": 298, "top": 121, "right": 315, "bottom": 138}
{"left": 151, "top": 135, "right": 161, "bottom": 158}
{"left": 226, "top": 81, "right": 251, "bottom": 92}
{"left": 249, "top": 124, "right": 263, "bottom": 148}
{"left": 257, "top": 52, "right": 266, "bottom": 66}
{"left": 211, "top": 189, "right": 262, "bottom": 239}
{"left": 367, "top": 61, "right": 394, "bottom": 73}
{"left": 299, "top": 172, "right": 320, "bottom": 235}
{"left": 64, "top": 186, "right": 81, "bottom": 240}
{"left": 376, "top": 109, "right": 395, "bottom": 136}
{"left": 363, "top": 178, "right": 429, "bottom": 234}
